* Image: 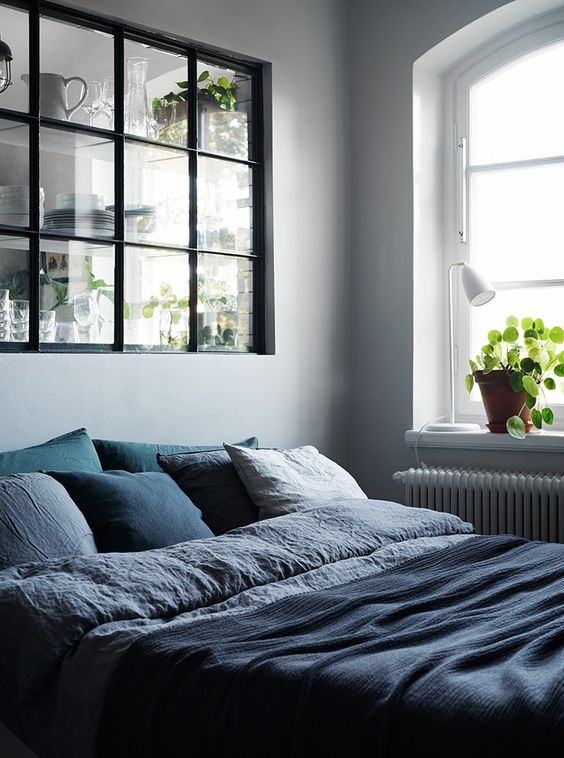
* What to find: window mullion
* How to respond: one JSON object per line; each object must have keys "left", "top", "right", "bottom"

{"left": 188, "top": 50, "right": 198, "bottom": 352}
{"left": 114, "top": 27, "right": 125, "bottom": 351}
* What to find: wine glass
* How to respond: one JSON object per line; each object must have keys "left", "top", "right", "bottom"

{"left": 102, "top": 76, "right": 115, "bottom": 128}
{"left": 81, "top": 81, "right": 103, "bottom": 126}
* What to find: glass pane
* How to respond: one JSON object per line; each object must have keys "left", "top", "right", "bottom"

{"left": 198, "top": 157, "right": 252, "bottom": 253}
{"left": 470, "top": 42, "right": 564, "bottom": 165}
{"left": 470, "top": 285, "right": 564, "bottom": 405}
{"left": 124, "top": 245, "right": 189, "bottom": 351}
{"left": 0, "top": 234, "right": 29, "bottom": 343}
{"left": 198, "top": 253, "right": 253, "bottom": 352}
{"left": 469, "top": 163, "right": 564, "bottom": 283}
{"left": 40, "top": 127, "right": 114, "bottom": 238}
{"left": 124, "top": 141, "right": 189, "bottom": 246}
{"left": 125, "top": 39, "right": 188, "bottom": 147}
{"left": 0, "top": 4, "right": 29, "bottom": 113}
{"left": 0, "top": 119, "right": 30, "bottom": 228}
{"left": 40, "top": 15, "right": 114, "bottom": 128}
{"left": 40, "top": 239, "right": 114, "bottom": 344}
{"left": 197, "top": 60, "right": 252, "bottom": 160}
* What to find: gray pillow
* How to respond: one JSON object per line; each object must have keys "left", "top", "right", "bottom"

{"left": 157, "top": 450, "right": 258, "bottom": 535}
{"left": 224, "top": 444, "right": 367, "bottom": 519}
{"left": 0, "top": 473, "right": 98, "bottom": 569}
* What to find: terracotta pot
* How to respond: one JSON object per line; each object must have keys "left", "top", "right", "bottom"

{"left": 474, "top": 370, "right": 532, "bottom": 434}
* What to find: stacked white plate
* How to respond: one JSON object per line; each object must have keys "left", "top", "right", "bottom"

{"left": 42, "top": 193, "right": 114, "bottom": 237}
{"left": 0, "top": 186, "right": 45, "bottom": 227}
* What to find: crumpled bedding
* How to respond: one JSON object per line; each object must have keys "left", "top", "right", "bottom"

{"left": 0, "top": 499, "right": 474, "bottom": 757}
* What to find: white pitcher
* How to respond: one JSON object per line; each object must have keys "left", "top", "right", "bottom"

{"left": 21, "top": 73, "right": 88, "bottom": 121}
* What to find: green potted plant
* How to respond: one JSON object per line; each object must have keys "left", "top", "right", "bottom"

{"left": 466, "top": 316, "right": 564, "bottom": 439}
{"left": 151, "top": 70, "right": 238, "bottom": 143}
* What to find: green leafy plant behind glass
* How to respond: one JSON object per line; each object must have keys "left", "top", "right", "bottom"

{"left": 151, "top": 70, "right": 238, "bottom": 117}
{"left": 466, "top": 316, "right": 564, "bottom": 439}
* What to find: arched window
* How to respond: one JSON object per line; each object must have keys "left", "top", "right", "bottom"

{"left": 451, "top": 20, "right": 564, "bottom": 425}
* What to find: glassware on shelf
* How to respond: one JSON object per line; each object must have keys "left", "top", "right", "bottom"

{"left": 73, "top": 291, "right": 99, "bottom": 342}
{"left": 101, "top": 76, "right": 115, "bottom": 128}
{"left": 0, "top": 289, "right": 10, "bottom": 341}
{"left": 125, "top": 58, "right": 152, "bottom": 138}
{"left": 81, "top": 80, "right": 103, "bottom": 127}
{"left": 10, "top": 299, "right": 29, "bottom": 341}
{"left": 39, "top": 309, "right": 56, "bottom": 342}
{"left": 54, "top": 321, "right": 78, "bottom": 344}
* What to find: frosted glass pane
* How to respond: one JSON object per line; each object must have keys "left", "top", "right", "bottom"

{"left": 470, "top": 286, "right": 564, "bottom": 405}
{"left": 470, "top": 42, "right": 564, "bottom": 165}
{"left": 469, "top": 163, "right": 564, "bottom": 282}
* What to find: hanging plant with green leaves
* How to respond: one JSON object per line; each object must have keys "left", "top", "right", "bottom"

{"left": 151, "top": 70, "right": 238, "bottom": 118}
{"left": 466, "top": 316, "right": 564, "bottom": 439}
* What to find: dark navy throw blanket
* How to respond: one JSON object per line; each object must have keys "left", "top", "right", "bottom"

{"left": 97, "top": 536, "right": 564, "bottom": 757}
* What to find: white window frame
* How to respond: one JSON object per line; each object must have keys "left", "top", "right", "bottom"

{"left": 445, "top": 12, "right": 564, "bottom": 429}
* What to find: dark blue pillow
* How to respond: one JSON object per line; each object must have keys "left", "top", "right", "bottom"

{"left": 47, "top": 470, "right": 213, "bottom": 552}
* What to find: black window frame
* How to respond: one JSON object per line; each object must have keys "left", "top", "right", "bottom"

{"left": 0, "top": 0, "right": 269, "bottom": 354}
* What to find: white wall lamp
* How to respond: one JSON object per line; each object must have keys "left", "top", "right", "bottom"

{"left": 0, "top": 36, "right": 13, "bottom": 94}
{"left": 427, "top": 262, "right": 496, "bottom": 432}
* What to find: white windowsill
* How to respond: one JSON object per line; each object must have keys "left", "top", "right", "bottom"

{"left": 405, "top": 428, "right": 564, "bottom": 452}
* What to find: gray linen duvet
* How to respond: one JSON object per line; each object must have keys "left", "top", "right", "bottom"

{"left": 0, "top": 499, "right": 474, "bottom": 757}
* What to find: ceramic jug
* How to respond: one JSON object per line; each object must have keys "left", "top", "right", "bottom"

{"left": 21, "top": 73, "right": 88, "bottom": 121}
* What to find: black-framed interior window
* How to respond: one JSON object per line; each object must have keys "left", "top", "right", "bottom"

{"left": 0, "top": 0, "right": 265, "bottom": 353}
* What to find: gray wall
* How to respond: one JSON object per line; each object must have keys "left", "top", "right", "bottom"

{"left": 348, "top": 0, "right": 525, "bottom": 500}
{"left": 0, "top": 0, "right": 351, "bottom": 460}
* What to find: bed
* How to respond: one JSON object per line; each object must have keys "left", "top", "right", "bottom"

{"left": 1, "top": 497, "right": 564, "bottom": 757}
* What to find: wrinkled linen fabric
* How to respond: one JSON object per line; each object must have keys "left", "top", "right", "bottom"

{"left": 0, "top": 499, "right": 474, "bottom": 758}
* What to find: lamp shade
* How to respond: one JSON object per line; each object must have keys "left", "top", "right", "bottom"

{"left": 461, "top": 263, "right": 495, "bottom": 307}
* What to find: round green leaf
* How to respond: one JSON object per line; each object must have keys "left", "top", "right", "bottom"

{"left": 507, "top": 415, "right": 527, "bottom": 439}
{"left": 488, "top": 330, "right": 502, "bottom": 345}
{"left": 482, "top": 344, "right": 493, "bottom": 355}
{"left": 542, "top": 407, "right": 555, "bottom": 425}
{"left": 465, "top": 374, "right": 474, "bottom": 393}
{"left": 503, "top": 326, "right": 519, "bottom": 343}
{"left": 555, "top": 364, "right": 564, "bottom": 377}
{"left": 533, "top": 318, "right": 545, "bottom": 332}
{"left": 531, "top": 408, "right": 543, "bottom": 429}
{"left": 507, "top": 348, "right": 520, "bottom": 367}
{"left": 469, "top": 359, "right": 478, "bottom": 373}
{"left": 506, "top": 315, "right": 519, "bottom": 328}
{"left": 549, "top": 326, "right": 564, "bottom": 344}
{"left": 509, "top": 371, "right": 523, "bottom": 393}
{"left": 544, "top": 377, "right": 556, "bottom": 390}
{"left": 521, "top": 317, "right": 533, "bottom": 331}
{"left": 522, "top": 375, "right": 539, "bottom": 397}
{"left": 525, "top": 394, "right": 537, "bottom": 409}
{"left": 520, "top": 357, "right": 535, "bottom": 373}
{"left": 524, "top": 328, "right": 539, "bottom": 339}
{"left": 141, "top": 303, "right": 155, "bottom": 319}
{"left": 556, "top": 351, "right": 564, "bottom": 363}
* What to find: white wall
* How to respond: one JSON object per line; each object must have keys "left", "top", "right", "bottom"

{"left": 348, "top": 0, "right": 564, "bottom": 501}
{"left": 0, "top": 0, "right": 351, "bottom": 460}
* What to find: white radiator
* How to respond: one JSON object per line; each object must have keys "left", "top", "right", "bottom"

{"left": 393, "top": 466, "right": 564, "bottom": 543}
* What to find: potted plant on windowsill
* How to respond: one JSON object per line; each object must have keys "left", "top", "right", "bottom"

{"left": 466, "top": 316, "right": 564, "bottom": 439}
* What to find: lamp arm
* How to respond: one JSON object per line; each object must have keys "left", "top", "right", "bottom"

{"left": 448, "top": 262, "right": 465, "bottom": 425}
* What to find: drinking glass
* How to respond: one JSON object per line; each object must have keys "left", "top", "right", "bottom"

{"left": 74, "top": 292, "right": 99, "bottom": 342}
{"left": 39, "top": 309, "right": 56, "bottom": 342}
{"left": 54, "top": 321, "right": 78, "bottom": 343}
{"left": 102, "top": 76, "right": 115, "bottom": 128}
{"left": 10, "top": 299, "right": 29, "bottom": 341}
{"left": 81, "top": 81, "right": 103, "bottom": 127}
{"left": 0, "top": 289, "right": 10, "bottom": 341}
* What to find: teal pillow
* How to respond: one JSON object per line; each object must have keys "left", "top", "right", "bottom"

{"left": 0, "top": 428, "right": 102, "bottom": 475}
{"left": 93, "top": 436, "right": 258, "bottom": 473}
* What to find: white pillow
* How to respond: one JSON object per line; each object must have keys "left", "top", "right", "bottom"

{"left": 224, "top": 444, "right": 367, "bottom": 519}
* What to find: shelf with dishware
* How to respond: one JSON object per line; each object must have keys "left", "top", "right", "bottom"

{"left": 0, "top": 0, "right": 264, "bottom": 354}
